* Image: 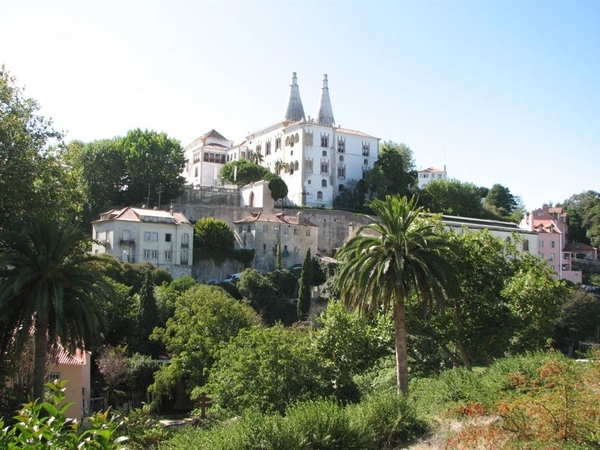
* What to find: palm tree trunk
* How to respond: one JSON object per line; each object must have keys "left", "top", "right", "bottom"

{"left": 393, "top": 301, "right": 409, "bottom": 395}
{"left": 33, "top": 315, "right": 49, "bottom": 401}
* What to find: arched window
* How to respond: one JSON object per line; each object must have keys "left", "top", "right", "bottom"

{"left": 317, "top": 191, "right": 323, "bottom": 200}
{"left": 321, "top": 179, "right": 327, "bottom": 187}
{"left": 181, "top": 233, "right": 189, "bottom": 247}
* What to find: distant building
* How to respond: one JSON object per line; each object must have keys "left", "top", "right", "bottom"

{"left": 417, "top": 166, "right": 447, "bottom": 189}
{"left": 233, "top": 210, "right": 318, "bottom": 272}
{"left": 91, "top": 206, "right": 193, "bottom": 279}
{"left": 564, "top": 242, "right": 598, "bottom": 261}
{"left": 520, "top": 204, "right": 582, "bottom": 283}
{"left": 181, "top": 73, "right": 380, "bottom": 207}
{"left": 6, "top": 345, "right": 91, "bottom": 420}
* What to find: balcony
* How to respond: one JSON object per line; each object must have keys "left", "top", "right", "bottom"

{"left": 119, "top": 239, "right": 135, "bottom": 246}
{"left": 180, "top": 243, "right": 189, "bottom": 248}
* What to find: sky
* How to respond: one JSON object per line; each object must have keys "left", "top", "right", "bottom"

{"left": 2, "top": 0, "right": 599, "bottom": 211}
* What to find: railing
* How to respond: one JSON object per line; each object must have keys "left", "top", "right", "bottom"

{"left": 119, "top": 239, "right": 135, "bottom": 245}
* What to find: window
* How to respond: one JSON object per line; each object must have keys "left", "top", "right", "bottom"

{"left": 339, "top": 155, "right": 344, "bottom": 162}
{"left": 180, "top": 250, "right": 189, "bottom": 266}
{"left": 293, "top": 228, "right": 299, "bottom": 235}
{"left": 551, "top": 241, "right": 556, "bottom": 248}
{"left": 322, "top": 150, "right": 327, "bottom": 157}
{"left": 263, "top": 243, "right": 267, "bottom": 254}
{"left": 144, "top": 232, "right": 158, "bottom": 242}
{"left": 165, "top": 233, "right": 172, "bottom": 242}
{"left": 321, "top": 135, "right": 329, "bottom": 147}
{"left": 362, "top": 142, "right": 370, "bottom": 156}
{"left": 122, "top": 230, "right": 131, "bottom": 240}
{"left": 320, "top": 163, "right": 328, "bottom": 174}
{"left": 265, "top": 141, "right": 272, "bottom": 155}
{"left": 181, "top": 233, "right": 190, "bottom": 247}
{"left": 144, "top": 249, "right": 158, "bottom": 259}
{"left": 47, "top": 372, "right": 60, "bottom": 383}
{"left": 308, "top": 180, "right": 311, "bottom": 185}
{"left": 549, "top": 253, "right": 555, "bottom": 261}
{"left": 338, "top": 166, "right": 346, "bottom": 178}
{"left": 539, "top": 241, "right": 544, "bottom": 248}
{"left": 275, "top": 137, "right": 281, "bottom": 150}
{"left": 317, "top": 191, "right": 323, "bottom": 200}
{"left": 321, "top": 179, "right": 327, "bottom": 187}
{"left": 306, "top": 229, "right": 311, "bottom": 236}
{"left": 247, "top": 225, "right": 252, "bottom": 232}
{"left": 239, "top": 225, "right": 244, "bottom": 233}
{"left": 256, "top": 144, "right": 262, "bottom": 154}
{"left": 523, "top": 240, "right": 529, "bottom": 251}
{"left": 337, "top": 137, "right": 345, "bottom": 153}
{"left": 165, "top": 250, "right": 172, "bottom": 260}
{"left": 263, "top": 225, "right": 269, "bottom": 233}
{"left": 284, "top": 227, "right": 289, "bottom": 235}
{"left": 194, "top": 167, "right": 198, "bottom": 177}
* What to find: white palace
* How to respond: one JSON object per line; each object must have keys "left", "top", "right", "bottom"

{"left": 182, "top": 73, "right": 380, "bottom": 208}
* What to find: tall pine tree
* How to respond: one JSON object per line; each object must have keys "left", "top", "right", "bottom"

{"left": 136, "top": 271, "right": 159, "bottom": 356}
{"left": 297, "top": 249, "right": 312, "bottom": 321}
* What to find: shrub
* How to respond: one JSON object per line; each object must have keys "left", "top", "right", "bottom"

{"left": 0, "top": 380, "right": 128, "bottom": 449}
{"left": 347, "top": 392, "right": 427, "bottom": 449}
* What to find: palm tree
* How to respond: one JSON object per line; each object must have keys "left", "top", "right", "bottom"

{"left": 274, "top": 159, "right": 288, "bottom": 176}
{"left": 0, "top": 214, "right": 112, "bottom": 400}
{"left": 335, "top": 195, "right": 455, "bottom": 394}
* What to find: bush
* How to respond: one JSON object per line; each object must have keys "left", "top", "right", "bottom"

{"left": 0, "top": 381, "right": 128, "bottom": 449}
{"left": 347, "top": 392, "right": 427, "bottom": 449}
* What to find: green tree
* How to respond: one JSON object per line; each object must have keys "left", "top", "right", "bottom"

{"left": 220, "top": 159, "right": 269, "bottom": 186}
{"left": 205, "top": 325, "right": 332, "bottom": 414}
{"left": 119, "top": 128, "right": 185, "bottom": 208}
{"left": 312, "top": 301, "right": 394, "bottom": 401}
{"left": 554, "top": 290, "right": 600, "bottom": 356}
{"left": 366, "top": 141, "right": 416, "bottom": 200}
{"left": 420, "top": 178, "right": 488, "bottom": 218}
{"left": 335, "top": 195, "right": 455, "bottom": 394}
{"left": 135, "top": 271, "right": 160, "bottom": 356}
{"left": 125, "top": 353, "right": 160, "bottom": 406}
{"left": 264, "top": 173, "right": 289, "bottom": 203}
{"left": 194, "top": 217, "right": 234, "bottom": 259}
{"left": 502, "top": 253, "right": 570, "bottom": 353}
{"left": 0, "top": 67, "right": 81, "bottom": 227}
{"left": 150, "top": 285, "right": 261, "bottom": 399}
{"left": 237, "top": 269, "right": 279, "bottom": 324}
{"left": 484, "top": 183, "right": 519, "bottom": 219}
{"left": 562, "top": 191, "right": 600, "bottom": 248}
{"left": 334, "top": 178, "right": 368, "bottom": 212}
{"left": 0, "top": 214, "right": 112, "bottom": 401}
{"left": 297, "top": 249, "right": 312, "bottom": 320}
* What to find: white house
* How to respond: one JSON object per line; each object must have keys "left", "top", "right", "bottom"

{"left": 182, "top": 73, "right": 380, "bottom": 208}
{"left": 91, "top": 207, "right": 194, "bottom": 279}
{"left": 418, "top": 166, "right": 448, "bottom": 189}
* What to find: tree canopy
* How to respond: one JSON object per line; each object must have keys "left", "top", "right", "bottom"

{"left": 0, "top": 67, "right": 81, "bottom": 228}
{"left": 419, "top": 178, "right": 488, "bottom": 218}
{"left": 366, "top": 141, "right": 416, "bottom": 200}
{"left": 220, "top": 159, "right": 269, "bottom": 186}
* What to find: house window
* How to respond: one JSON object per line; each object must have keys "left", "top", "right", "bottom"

{"left": 321, "top": 179, "right": 327, "bottom": 187}
{"left": 263, "top": 243, "right": 267, "bottom": 254}
{"left": 122, "top": 230, "right": 131, "bottom": 240}
{"left": 239, "top": 225, "right": 244, "bottom": 233}
{"left": 322, "top": 150, "right": 327, "bottom": 157}
{"left": 284, "top": 227, "right": 289, "bottom": 235}
{"left": 321, "top": 135, "right": 329, "bottom": 147}
{"left": 165, "top": 250, "right": 172, "bottom": 261}
{"left": 263, "top": 225, "right": 269, "bottom": 233}
{"left": 306, "top": 229, "right": 311, "bottom": 236}
{"left": 165, "top": 233, "right": 172, "bottom": 242}
{"left": 256, "top": 144, "right": 262, "bottom": 154}
{"left": 539, "top": 241, "right": 544, "bottom": 248}
{"left": 337, "top": 137, "right": 345, "bottom": 153}
{"left": 551, "top": 241, "right": 556, "bottom": 248}
{"left": 247, "top": 225, "right": 252, "bottom": 232}
{"left": 47, "top": 372, "right": 60, "bottom": 383}
{"left": 181, "top": 233, "right": 190, "bottom": 247}
{"left": 317, "top": 191, "right": 323, "bottom": 200}
{"left": 144, "top": 232, "right": 158, "bottom": 242}
{"left": 523, "top": 240, "right": 529, "bottom": 251}
{"left": 339, "top": 155, "right": 344, "bottom": 162}
{"left": 275, "top": 137, "right": 281, "bottom": 150}
{"left": 265, "top": 141, "right": 272, "bottom": 155}
{"left": 362, "top": 142, "right": 370, "bottom": 156}
{"left": 144, "top": 249, "right": 158, "bottom": 259}
{"left": 180, "top": 250, "right": 189, "bottom": 266}
{"left": 308, "top": 180, "right": 312, "bottom": 185}
{"left": 293, "top": 228, "right": 299, "bottom": 235}
{"left": 549, "top": 253, "right": 555, "bottom": 261}
{"left": 320, "top": 163, "right": 328, "bottom": 174}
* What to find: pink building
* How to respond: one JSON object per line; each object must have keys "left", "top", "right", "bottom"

{"left": 520, "top": 204, "right": 582, "bottom": 283}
